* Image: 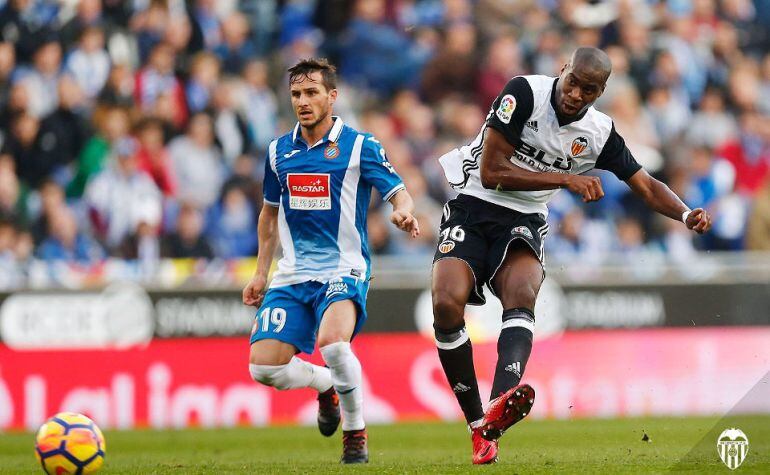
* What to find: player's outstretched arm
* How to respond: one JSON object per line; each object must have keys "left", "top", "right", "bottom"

{"left": 388, "top": 189, "right": 420, "bottom": 238}
{"left": 479, "top": 128, "right": 604, "bottom": 202}
{"left": 626, "top": 169, "right": 712, "bottom": 234}
{"left": 243, "top": 203, "right": 280, "bottom": 307}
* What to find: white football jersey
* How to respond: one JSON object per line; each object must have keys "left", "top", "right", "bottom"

{"left": 439, "top": 75, "right": 641, "bottom": 216}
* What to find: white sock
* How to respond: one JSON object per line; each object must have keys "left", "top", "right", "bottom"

{"left": 320, "top": 341, "right": 364, "bottom": 431}
{"left": 249, "top": 356, "right": 332, "bottom": 392}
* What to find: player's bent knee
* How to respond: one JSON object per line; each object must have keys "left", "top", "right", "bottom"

{"left": 432, "top": 289, "right": 465, "bottom": 329}
{"left": 499, "top": 280, "right": 539, "bottom": 309}
{"left": 248, "top": 363, "right": 293, "bottom": 390}
{"left": 316, "top": 334, "right": 347, "bottom": 349}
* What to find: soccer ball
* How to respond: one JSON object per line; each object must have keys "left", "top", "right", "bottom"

{"left": 34, "top": 412, "right": 106, "bottom": 474}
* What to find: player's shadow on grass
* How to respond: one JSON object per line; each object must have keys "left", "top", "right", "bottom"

{"left": 670, "top": 371, "right": 769, "bottom": 472}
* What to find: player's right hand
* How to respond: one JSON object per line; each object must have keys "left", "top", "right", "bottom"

{"left": 565, "top": 175, "right": 604, "bottom": 202}
{"left": 242, "top": 275, "right": 268, "bottom": 307}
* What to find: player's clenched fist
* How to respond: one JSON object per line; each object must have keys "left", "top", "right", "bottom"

{"left": 565, "top": 175, "right": 604, "bottom": 202}
{"left": 684, "top": 208, "right": 712, "bottom": 234}
{"left": 391, "top": 210, "right": 420, "bottom": 238}
{"left": 242, "top": 275, "right": 268, "bottom": 307}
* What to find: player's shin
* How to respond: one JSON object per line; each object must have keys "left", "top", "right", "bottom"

{"left": 434, "top": 325, "right": 485, "bottom": 425}
{"left": 249, "top": 356, "right": 332, "bottom": 391}
{"left": 490, "top": 308, "right": 534, "bottom": 399}
{"left": 319, "top": 341, "right": 364, "bottom": 431}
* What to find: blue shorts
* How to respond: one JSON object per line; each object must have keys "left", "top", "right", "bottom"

{"left": 249, "top": 276, "right": 369, "bottom": 354}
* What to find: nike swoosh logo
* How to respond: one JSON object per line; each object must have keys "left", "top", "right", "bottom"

{"left": 283, "top": 150, "right": 300, "bottom": 158}
{"left": 338, "top": 387, "right": 357, "bottom": 395}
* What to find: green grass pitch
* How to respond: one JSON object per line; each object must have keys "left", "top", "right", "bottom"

{"left": 1, "top": 416, "right": 768, "bottom": 473}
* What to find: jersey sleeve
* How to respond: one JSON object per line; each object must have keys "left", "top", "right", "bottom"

{"left": 360, "top": 136, "right": 405, "bottom": 201}
{"left": 595, "top": 125, "right": 643, "bottom": 181}
{"left": 262, "top": 148, "right": 281, "bottom": 207}
{"left": 485, "top": 76, "right": 535, "bottom": 147}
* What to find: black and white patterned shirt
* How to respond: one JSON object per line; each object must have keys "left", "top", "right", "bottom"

{"left": 438, "top": 75, "right": 642, "bottom": 216}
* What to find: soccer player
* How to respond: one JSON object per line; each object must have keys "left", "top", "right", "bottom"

{"left": 242, "top": 58, "right": 419, "bottom": 464}
{"left": 432, "top": 47, "right": 712, "bottom": 464}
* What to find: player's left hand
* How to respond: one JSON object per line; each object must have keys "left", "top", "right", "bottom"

{"left": 685, "top": 208, "right": 712, "bottom": 234}
{"left": 391, "top": 210, "right": 420, "bottom": 238}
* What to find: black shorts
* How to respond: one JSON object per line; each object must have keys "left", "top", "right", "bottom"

{"left": 432, "top": 193, "right": 548, "bottom": 305}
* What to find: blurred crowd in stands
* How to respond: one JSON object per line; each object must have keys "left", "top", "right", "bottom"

{"left": 0, "top": 0, "right": 770, "bottom": 286}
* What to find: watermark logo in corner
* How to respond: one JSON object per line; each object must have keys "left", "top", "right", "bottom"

{"left": 717, "top": 428, "right": 748, "bottom": 470}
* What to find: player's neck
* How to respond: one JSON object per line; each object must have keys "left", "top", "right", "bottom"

{"left": 301, "top": 115, "right": 334, "bottom": 146}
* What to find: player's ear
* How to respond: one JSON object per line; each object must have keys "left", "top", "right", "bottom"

{"left": 328, "top": 88, "right": 338, "bottom": 105}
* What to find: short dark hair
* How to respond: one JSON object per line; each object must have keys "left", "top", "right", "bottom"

{"left": 288, "top": 58, "right": 337, "bottom": 92}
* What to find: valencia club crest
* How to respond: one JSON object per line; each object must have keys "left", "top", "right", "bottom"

{"left": 570, "top": 137, "right": 589, "bottom": 157}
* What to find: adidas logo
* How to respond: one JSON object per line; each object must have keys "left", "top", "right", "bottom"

{"left": 452, "top": 382, "right": 471, "bottom": 393}
{"left": 504, "top": 362, "right": 521, "bottom": 377}
{"left": 526, "top": 121, "right": 538, "bottom": 132}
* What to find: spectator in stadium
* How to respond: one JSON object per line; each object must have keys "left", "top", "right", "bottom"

{"left": 185, "top": 51, "right": 221, "bottom": 113}
{"left": 192, "top": 0, "right": 223, "bottom": 50}
{"left": 685, "top": 87, "right": 738, "bottom": 149}
{"left": 420, "top": 21, "right": 478, "bottom": 104}
{"left": 746, "top": 177, "right": 770, "bottom": 250}
{"left": 161, "top": 203, "right": 213, "bottom": 259}
{"left": 211, "top": 78, "right": 252, "bottom": 165}
{"left": 717, "top": 112, "right": 770, "bottom": 196}
{"left": 214, "top": 12, "right": 257, "bottom": 75}
{"left": 221, "top": 154, "right": 263, "bottom": 211}
{"left": 339, "top": 0, "right": 430, "bottom": 96}
{"left": 205, "top": 183, "right": 257, "bottom": 258}
{"left": 59, "top": 0, "right": 104, "bottom": 50}
{"left": 606, "top": 83, "right": 663, "bottom": 173}
{"left": 64, "top": 25, "right": 111, "bottom": 102}
{"left": 475, "top": 34, "right": 524, "bottom": 110}
{"left": 97, "top": 63, "right": 135, "bottom": 108}
{"left": 67, "top": 105, "right": 131, "bottom": 198}
{"left": 0, "top": 217, "right": 16, "bottom": 267}
{"left": 130, "top": 0, "right": 171, "bottom": 64}
{"left": 163, "top": 13, "right": 197, "bottom": 73}
{"left": 29, "top": 178, "right": 65, "bottom": 245}
{"left": 39, "top": 76, "right": 92, "bottom": 170}
{"left": 0, "top": 41, "right": 15, "bottom": 111}
{"left": 2, "top": 112, "right": 60, "bottom": 189}
{"left": 84, "top": 137, "right": 162, "bottom": 250}
{"left": 646, "top": 86, "right": 691, "bottom": 147}
{"left": 37, "top": 206, "right": 104, "bottom": 264}
{"left": 134, "top": 116, "right": 177, "bottom": 197}
{"left": 134, "top": 42, "right": 187, "bottom": 129}
{"left": 0, "top": 0, "right": 45, "bottom": 63}
{"left": 168, "top": 111, "right": 225, "bottom": 208}
{"left": 15, "top": 36, "right": 62, "bottom": 118}
{"left": 117, "top": 204, "right": 161, "bottom": 266}
{"left": 684, "top": 146, "right": 735, "bottom": 211}
{"left": 0, "top": 154, "right": 26, "bottom": 222}
{"left": 242, "top": 59, "right": 279, "bottom": 154}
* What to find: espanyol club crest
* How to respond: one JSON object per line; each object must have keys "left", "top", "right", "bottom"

{"left": 571, "top": 137, "right": 589, "bottom": 157}
{"left": 717, "top": 428, "right": 749, "bottom": 470}
{"left": 324, "top": 143, "right": 339, "bottom": 159}
{"left": 439, "top": 241, "right": 455, "bottom": 254}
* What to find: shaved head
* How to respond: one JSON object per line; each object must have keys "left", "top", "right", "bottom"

{"left": 571, "top": 47, "right": 612, "bottom": 83}
{"left": 554, "top": 47, "right": 613, "bottom": 118}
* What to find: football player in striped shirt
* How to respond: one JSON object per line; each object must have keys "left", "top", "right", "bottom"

{"left": 242, "top": 58, "right": 419, "bottom": 464}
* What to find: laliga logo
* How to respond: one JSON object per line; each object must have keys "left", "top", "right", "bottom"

{"left": 717, "top": 428, "right": 749, "bottom": 470}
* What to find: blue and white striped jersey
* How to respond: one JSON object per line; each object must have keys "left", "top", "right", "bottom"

{"left": 263, "top": 117, "right": 405, "bottom": 288}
